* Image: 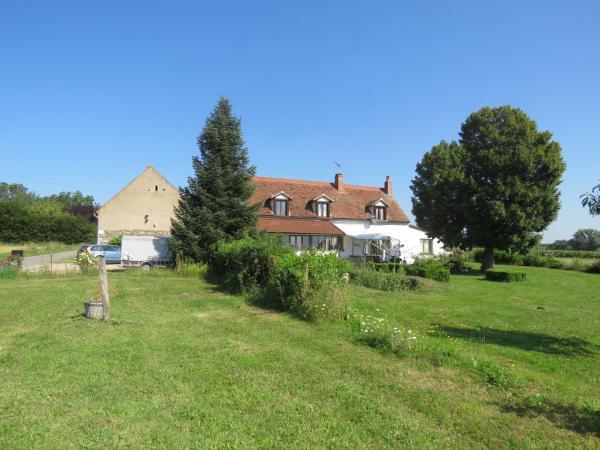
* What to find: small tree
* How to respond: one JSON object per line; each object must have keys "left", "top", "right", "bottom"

{"left": 411, "top": 106, "right": 566, "bottom": 271}
{"left": 170, "top": 97, "right": 258, "bottom": 262}
{"left": 581, "top": 182, "right": 600, "bottom": 216}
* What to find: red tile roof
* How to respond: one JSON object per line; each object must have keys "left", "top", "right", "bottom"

{"left": 258, "top": 218, "right": 345, "bottom": 235}
{"left": 250, "top": 176, "right": 409, "bottom": 223}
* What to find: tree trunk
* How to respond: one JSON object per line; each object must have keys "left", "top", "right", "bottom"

{"left": 480, "top": 247, "right": 495, "bottom": 272}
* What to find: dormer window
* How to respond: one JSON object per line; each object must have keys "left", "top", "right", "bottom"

{"left": 312, "top": 194, "right": 333, "bottom": 218}
{"left": 317, "top": 201, "right": 329, "bottom": 217}
{"left": 271, "top": 192, "right": 292, "bottom": 216}
{"left": 375, "top": 206, "right": 386, "bottom": 220}
{"left": 275, "top": 199, "right": 288, "bottom": 216}
{"left": 369, "top": 199, "right": 389, "bottom": 221}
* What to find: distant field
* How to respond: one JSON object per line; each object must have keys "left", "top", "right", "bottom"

{"left": 0, "top": 241, "right": 80, "bottom": 259}
{"left": 0, "top": 266, "right": 598, "bottom": 448}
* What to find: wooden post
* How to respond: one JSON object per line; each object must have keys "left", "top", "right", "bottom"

{"left": 98, "top": 256, "right": 110, "bottom": 321}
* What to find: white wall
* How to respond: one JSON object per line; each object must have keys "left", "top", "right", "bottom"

{"left": 332, "top": 220, "right": 445, "bottom": 263}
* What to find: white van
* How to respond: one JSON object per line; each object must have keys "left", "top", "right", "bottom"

{"left": 121, "top": 235, "right": 173, "bottom": 270}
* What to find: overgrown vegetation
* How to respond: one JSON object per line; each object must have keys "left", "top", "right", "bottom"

{"left": 350, "top": 269, "right": 418, "bottom": 292}
{"left": 209, "top": 234, "right": 349, "bottom": 321}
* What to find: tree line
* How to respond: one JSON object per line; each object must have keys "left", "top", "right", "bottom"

{"left": 0, "top": 183, "right": 96, "bottom": 243}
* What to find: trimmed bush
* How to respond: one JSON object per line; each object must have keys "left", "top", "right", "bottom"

{"left": 351, "top": 269, "right": 418, "bottom": 292}
{"left": 485, "top": 270, "right": 526, "bottom": 282}
{"left": 405, "top": 266, "right": 450, "bottom": 282}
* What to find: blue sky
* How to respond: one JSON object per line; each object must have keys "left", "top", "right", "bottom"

{"left": 0, "top": 0, "right": 598, "bottom": 242}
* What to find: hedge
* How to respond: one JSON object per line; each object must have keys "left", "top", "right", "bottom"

{"left": 541, "top": 249, "right": 600, "bottom": 259}
{"left": 485, "top": 270, "right": 527, "bottom": 282}
{"left": 405, "top": 266, "right": 451, "bottom": 282}
{"left": 0, "top": 201, "right": 95, "bottom": 244}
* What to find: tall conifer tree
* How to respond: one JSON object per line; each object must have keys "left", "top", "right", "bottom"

{"left": 171, "top": 97, "right": 258, "bottom": 261}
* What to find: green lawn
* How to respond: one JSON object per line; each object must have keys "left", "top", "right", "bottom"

{"left": 0, "top": 241, "right": 80, "bottom": 259}
{"left": 0, "top": 267, "right": 598, "bottom": 448}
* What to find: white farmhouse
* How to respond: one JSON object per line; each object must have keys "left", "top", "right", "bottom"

{"left": 250, "top": 173, "right": 444, "bottom": 262}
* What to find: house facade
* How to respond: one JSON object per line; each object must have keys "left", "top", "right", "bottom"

{"left": 250, "top": 173, "right": 444, "bottom": 262}
{"left": 96, "top": 166, "right": 180, "bottom": 244}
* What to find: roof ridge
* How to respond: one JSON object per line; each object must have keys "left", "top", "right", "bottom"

{"left": 253, "top": 176, "right": 382, "bottom": 191}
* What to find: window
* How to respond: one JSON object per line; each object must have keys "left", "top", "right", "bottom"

{"left": 317, "top": 201, "right": 329, "bottom": 217}
{"left": 155, "top": 185, "right": 158, "bottom": 191}
{"left": 274, "top": 199, "right": 288, "bottom": 216}
{"left": 287, "top": 235, "right": 343, "bottom": 251}
{"left": 420, "top": 238, "right": 433, "bottom": 254}
{"left": 375, "top": 206, "right": 387, "bottom": 221}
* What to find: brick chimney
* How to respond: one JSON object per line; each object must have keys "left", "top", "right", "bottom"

{"left": 334, "top": 173, "right": 345, "bottom": 192}
{"left": 384, "top": 175, "right": 392, "bottom": 196}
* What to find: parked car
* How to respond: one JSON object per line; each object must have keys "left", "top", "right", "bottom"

{"left": 88, "top": 245, "right": 122, "bottom": 264}
{"left": 76, "top": 244, "right": 93, "bottom": 257}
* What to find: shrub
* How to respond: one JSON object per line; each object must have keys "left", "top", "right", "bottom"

{"left": 405, "top": 265, "right": 450, "bottom": 282}
{"left": 472, "top": 248, "right": 523, "bottom": 265}
{"left": 210, "top": 234, "right": 293, "bottom": 293}
{"left": 266, "top": 250, "right": 351, "bottom": 321}
{"left": 485, "top": 270, "right": 526, "bottom": 282}
{"left": 521, "top": 254, "right": 546, "bottom": 267}
{"left": 586, "top": 261, "right": 600, "bottom": 274}
{"left": 368, "top": 262, "right": 406, "bottom": 274}
{"left": 108, "top": 235, "right": 123, "bottom": 246}
{"left": 351, "top": 269, "right": 418, "bottom": 292}
{"left": 448, "top": 248, "right": 469, "bottom": 273}
{"left": 76, "top": 252, "right": 96, "bottom": 273}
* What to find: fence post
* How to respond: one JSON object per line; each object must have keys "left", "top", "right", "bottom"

{"left": 98, "top": 256, "right": 110, "bottom": 321}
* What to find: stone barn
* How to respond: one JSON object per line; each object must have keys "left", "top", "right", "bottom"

{"left": 96, "top": 166, "right": 180, "bottom": 244}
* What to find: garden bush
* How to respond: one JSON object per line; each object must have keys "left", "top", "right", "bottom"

{"left": 586, "top": 261, "right": 600, "bottom": 274}
{"left": 265, "top": 250, "right": 351, "bottom": 321}
{"left": 351, "top": 269, "right": 418, "bottom": 292}
{"left": 485, "top": 270, "right": 527, "bottom": 282}
{"left": 368, "top": 262, "right": 405, "bottom": 274}
{"left": 209, "top": 234, "right": 293, "bottom": 293}
{"left": 472, "top": 248, "right": 523, "bottom": 265}
{"left": 521, "top": 254, "right": 546, "bottom": 267}
{"left": 405, "top": 265, "right": 450, "bottom": 282}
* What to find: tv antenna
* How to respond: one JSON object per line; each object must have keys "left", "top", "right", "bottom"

{"left": 334, "top": 161, "right": 342, "bottom": 169}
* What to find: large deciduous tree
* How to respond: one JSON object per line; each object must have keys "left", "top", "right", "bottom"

{"left": 411, "top": 106, "right": 566, "bottom": 271}
{"left": 581, "top": 182, "right": 600, "bottom": 216}
{"left": 170, "top": 97, "right": 258, "bottom": 262}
